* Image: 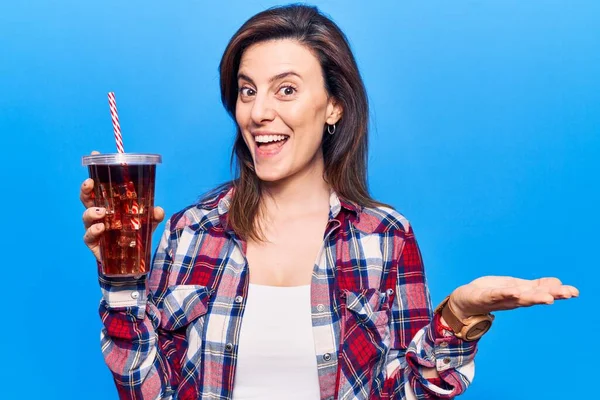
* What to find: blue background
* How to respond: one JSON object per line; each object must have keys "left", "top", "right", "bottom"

{"left": 1, "top": 1, "right": 597, "bottom": 398}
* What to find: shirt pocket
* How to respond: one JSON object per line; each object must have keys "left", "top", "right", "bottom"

{"left": 338, "top": 288, "right": 393, "bottom": 398}
{"left": 159, "top": 285, "right": 213, "bottom": 331}
{"left": 343, "top": 288, "right": 392, "bottom": 329}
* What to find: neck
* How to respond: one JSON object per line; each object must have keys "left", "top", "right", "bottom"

{"left": 260, "top": 154, "right": 330, "bottom": 218}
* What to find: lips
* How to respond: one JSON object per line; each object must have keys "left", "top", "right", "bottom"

{"left": 254, "top": 134, "right": 289, "bottom": 158}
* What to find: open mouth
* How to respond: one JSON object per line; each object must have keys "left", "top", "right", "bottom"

{"left": 254, "top": 134, "right": 290, "bottom": 152}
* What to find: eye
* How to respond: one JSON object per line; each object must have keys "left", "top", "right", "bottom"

{"left": 277, "top": 85, "right": 297, "bottom": 97}
{"left": 239, "top": 86, "right": 256, "bottom": 97}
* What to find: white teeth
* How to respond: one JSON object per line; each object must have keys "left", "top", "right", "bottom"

{"left": 254, "top": 134, "right": 288, "bottom": 143}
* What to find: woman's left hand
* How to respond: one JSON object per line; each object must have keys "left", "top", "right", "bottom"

{"left": 449, "top": 276, "right": 579, "bottom": 320}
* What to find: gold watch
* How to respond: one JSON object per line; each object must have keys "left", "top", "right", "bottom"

{"left": 434, "top": 296, "right": 494, "bottom": 341}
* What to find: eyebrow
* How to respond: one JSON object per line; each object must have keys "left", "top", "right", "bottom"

{"left": 237, "top": 71, "right": 302, "bottom": 85}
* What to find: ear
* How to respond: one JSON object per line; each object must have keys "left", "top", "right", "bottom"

{"left": 325, "top": 97, "right": 343, "bottom": 125}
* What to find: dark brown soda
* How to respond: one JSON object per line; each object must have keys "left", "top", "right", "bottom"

{"left": 87, "top": 163, "right": 156, "bottom": 276}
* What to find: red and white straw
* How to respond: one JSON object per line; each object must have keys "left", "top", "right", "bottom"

{"left": 107, "top": 92, "right": 141, "bottom": 231}
{"left": 108, "top": 92, "right": 125, "bottom": 154}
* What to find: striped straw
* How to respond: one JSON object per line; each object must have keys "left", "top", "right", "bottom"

{"left": 108, "top": 92, "right": 125, "bottom": 154}
{"left": 107, "top": 92, "right": 142, "bottom": 231}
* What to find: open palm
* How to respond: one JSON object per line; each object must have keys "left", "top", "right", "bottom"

{"left": 449, "top": 276, "right": 579, "bottom": 320}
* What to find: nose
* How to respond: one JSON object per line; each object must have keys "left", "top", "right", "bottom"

{"left": 250, "top": 93, "right": 276, "bottom": 125}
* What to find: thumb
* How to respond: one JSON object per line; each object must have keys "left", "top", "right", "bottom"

{"left": 151, "top": 206, "right": 165, "bottom": 233}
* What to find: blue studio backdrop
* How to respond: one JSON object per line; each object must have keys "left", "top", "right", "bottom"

{"left": 1, "top": 1, "right": 597, "bottom": 399}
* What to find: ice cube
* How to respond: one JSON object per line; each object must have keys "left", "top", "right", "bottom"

{"left": 126, "top": 181, "right": 137, "bottom": 199}
{"left": 106, "top": 214, "right": 123, "bottom": 230}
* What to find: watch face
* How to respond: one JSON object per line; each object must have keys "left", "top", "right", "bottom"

{"left": 466, "top": 320, "right": 492, "bottom": 341}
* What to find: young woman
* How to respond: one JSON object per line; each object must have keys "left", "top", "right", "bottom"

{"left": 80, "top": 4, "right": 578, "bottom": 399}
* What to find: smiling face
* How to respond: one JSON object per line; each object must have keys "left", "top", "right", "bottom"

{"left": 235, "top": 39, "right": 342, "bottom": 184}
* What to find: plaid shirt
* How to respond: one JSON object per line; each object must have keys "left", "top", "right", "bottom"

{"left": 99, "top": 186, "right": 477, "bottom": 399}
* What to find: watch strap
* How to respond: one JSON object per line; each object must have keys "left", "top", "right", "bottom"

{"left": 434, "top": 296, "right": 494, "bottom": 341}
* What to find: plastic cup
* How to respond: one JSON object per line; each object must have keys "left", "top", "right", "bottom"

{"left": 82, "top": 153, "right": 161, "bottom": 277}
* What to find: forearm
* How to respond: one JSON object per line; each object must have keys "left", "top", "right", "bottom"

{"left": 99, "top": 275, "right": 173, "bottom": 399}
{"left": 403, "top": 317, "right": 478, "bottom": 399}
{"left": 383, "top": 309, "right": 477, "bottom": 399}
{"left": 100, "top": 315, "right": 170, "bottom": 399}
{"left": 387, "top": 225, "right": 478, "bottom": 398}
{"left": 420, "top": 314, "right": 457, "bottom": 380}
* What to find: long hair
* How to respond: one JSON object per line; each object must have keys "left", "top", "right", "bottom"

{"left": 219, "top": 3, "right": 385, "bottom": 241}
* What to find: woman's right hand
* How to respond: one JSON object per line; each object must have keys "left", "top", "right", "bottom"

{"left": 80, "top": 151, "right": 165, "bottom": 262}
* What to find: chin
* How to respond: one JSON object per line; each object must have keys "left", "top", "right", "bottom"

{"left": 255, "top": 171, "right": 287, "bottom": 183}
{"left": 254, "top": 165, "right": 292, "bottom": 183}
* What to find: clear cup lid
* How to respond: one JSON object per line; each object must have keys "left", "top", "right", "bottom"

{"left": 82, "top": 153, "right": 162, "bottom": 166}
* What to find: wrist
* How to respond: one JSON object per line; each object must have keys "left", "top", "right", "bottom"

{"left": 447, "top": 294, "right": 471, "bottom": 321}
{"left": 435, "top": 312, "right": 454, "bottom": 337}
{"left": 434, "top": 295, "right": 494, "bottom": 341}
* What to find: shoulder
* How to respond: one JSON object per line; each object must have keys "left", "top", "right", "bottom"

{"left": 166, "top": 182, "right": 232, "bottom": 233}
{"left": 353, "top": 204, "right": 413, "bottom": 236}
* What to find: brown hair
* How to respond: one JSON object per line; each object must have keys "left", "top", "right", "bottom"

{"left": 218, "top": 3, "right": 385, "bottom": 241}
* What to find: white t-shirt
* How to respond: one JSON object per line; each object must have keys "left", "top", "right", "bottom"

{"left": 232, "top": 283, "right": 321, "bottom": 399}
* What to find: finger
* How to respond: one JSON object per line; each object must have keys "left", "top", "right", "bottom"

{"left": 82, "top": 207, "right": 105, "bottom": 229}
{"left": 153, "top": 206, "right": 165, "bottom": 224}
{"left": 503, "top": 276, "right": 562, "bottom": 288}
{"left": 491, "top": 295, "right": 555, "bottom": 312}
{"left": 79, "top": 178, "right": 96, "bottom": 208}
{"left": 480, "top": 286, "right": 554, "bottom": 312}
{"left": 83, "top": 222, "right": 105, "bottom": 247}
{"left": 567, "top": 285, "right": 580, "bottom": 297}
{"left": 523, "top": 290, "right": 555, "bottom": 305}
{"left": 80, "top": 151, "right": 101, "bottom": 207}
{"left": 486, "top": 277, "right": 564, "bottom": 291}
{"left": 496, "top": 281, "right": 572, "bottom": 307}
{"left": 533, "top": 277, "right": 563, "bottom": 288}
{"left": 473, "top": 276, "right": 542, "bottom": 288}
{"left": 151, "top": 206, "right": 165, "bottom": 234}
{"left": 547, "top": 285, "right": 579, "bottom": 300}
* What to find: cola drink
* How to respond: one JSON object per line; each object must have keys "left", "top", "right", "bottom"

{"left": 82, "top": 153, "right": 161, "bottom": 277}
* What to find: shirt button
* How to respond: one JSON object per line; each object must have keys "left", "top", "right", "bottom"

{"left": 443, "top": 357, "right": 451, "bottom": 364}
{"left": 225, "top": 343, "right": 234, "bottom": 352}
{"left": 439, "top": 341, "right": 448, "bottom": 348}
{"left": 322, "top": 353, "right": 332, "bottom": 362}
{"left": 317, "top": 304, "right": 325, "bottom": 312}
{"left": 235, "top": 296, "right": 243, "bottom": 303}
{"left": 386, "top": 288, "right": 394, "bottom": 296}
{"left": 131, "top": 291, "right": 140, "bottom": 299}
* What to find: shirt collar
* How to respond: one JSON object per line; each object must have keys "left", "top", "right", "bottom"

{"left": 327, "top": 189, "right": 361, "bottom": 219}
{"left": 216, "top": 187, "right": 361, "bottom": 220}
